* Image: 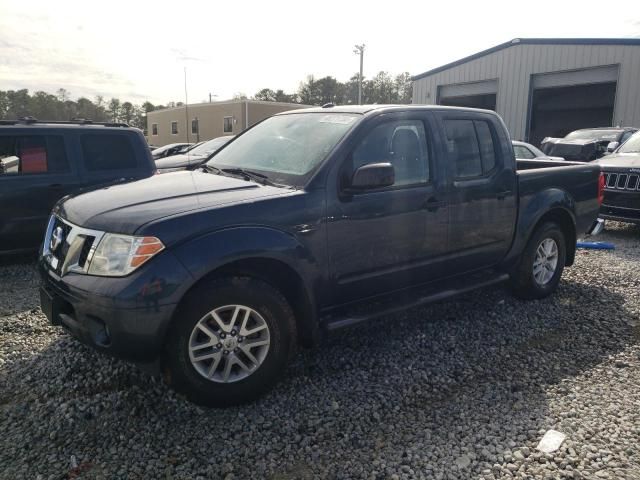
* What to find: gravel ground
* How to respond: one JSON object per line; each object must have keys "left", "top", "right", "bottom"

{"left": 1, "top": 222, "right": 639, "bottom": 480}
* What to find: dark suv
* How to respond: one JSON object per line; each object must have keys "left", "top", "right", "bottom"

{"left": 0, "top": 118, "right": 156, "bottom": 254}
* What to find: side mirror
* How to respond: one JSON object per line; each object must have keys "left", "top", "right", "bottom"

{"left": 607, "top": 141, "right": 619, "bottom": 153}
{"left": 348, "top": 162, "right": 395, "bottom": 191}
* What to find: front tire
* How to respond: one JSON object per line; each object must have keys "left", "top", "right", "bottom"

{"left": 511, "top": 222, "right": 567, "bottom": 300}
{"left": 163, "top": 276, "right": 297, "bottom": 407}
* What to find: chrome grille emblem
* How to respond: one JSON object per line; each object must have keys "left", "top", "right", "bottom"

{"left": 50, "top": 226, "right": 64, "bottom": 252}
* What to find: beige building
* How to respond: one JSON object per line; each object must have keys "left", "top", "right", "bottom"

{"left": 146, "top": 99, "right": 309, "bottom": 146}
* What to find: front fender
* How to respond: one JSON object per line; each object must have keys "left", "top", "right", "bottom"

{"left": 171, "top": 225, "right": 320, "bottom": 300}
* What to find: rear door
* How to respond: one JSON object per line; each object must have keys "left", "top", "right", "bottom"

{"left": 434, "top": 111, "right": 517, "bottom": 272}
{"left": 0, "top": 132, "right": 80, "bottom": 252}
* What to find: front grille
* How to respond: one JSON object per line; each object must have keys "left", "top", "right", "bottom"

{"left": 604, "top": 172, "right": 640, "bottom": 191}
{"left": 43, "top": 216, "right": 104, "bottom": 275}
{"left": 77, "top": 235, "right": 96, "bottom": 268}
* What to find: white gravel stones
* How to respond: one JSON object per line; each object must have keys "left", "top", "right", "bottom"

{"left": 1, "top": 221, "right": 640, "bottom": 479}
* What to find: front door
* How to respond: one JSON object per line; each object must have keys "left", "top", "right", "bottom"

{"left": 0, "top": 134, "right": 79, "bottom": 253}
{"left": 326, "top": 112, "right": 449, "bottom": 305}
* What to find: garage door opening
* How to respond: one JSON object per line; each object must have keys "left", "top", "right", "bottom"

{"left": 439, "top": 93, "right": 497, "bottom": 111}
{"left": 528, "top": 82, "right": 616, "bottom": 146}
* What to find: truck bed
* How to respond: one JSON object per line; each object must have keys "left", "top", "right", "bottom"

{"left": 515, "top": 157, "right": 601, "bottom": 235}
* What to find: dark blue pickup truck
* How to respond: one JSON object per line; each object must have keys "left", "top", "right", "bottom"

{"left": 39, "top": 105, "right": 603, "bottom": 406}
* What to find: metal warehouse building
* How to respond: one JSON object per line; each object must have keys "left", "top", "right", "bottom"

{"left": 412, "top": 38, "right": 640, "bottom": 145}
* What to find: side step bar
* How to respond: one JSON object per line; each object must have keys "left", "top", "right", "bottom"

{"left": 323, "top": 272, "right": 509, "bottom": 331}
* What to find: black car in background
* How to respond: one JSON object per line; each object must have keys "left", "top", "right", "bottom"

{"left": 595, "top": 130, "right": 640, "bottom": 225}
{"left": 540, "top": 127, "right": 638, "bottom": 162}
{"left": 155, "top": 136, "right": 234, "bottom": 173}
{"left": 0, "top": 119, "right": 156, "bottom": 254}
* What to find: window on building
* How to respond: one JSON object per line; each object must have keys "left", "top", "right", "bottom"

{"left": 191, "top": 119, "right": 199, "bottom": 135}
{"left": 171, "top": 121, "right": 178, "bottom": 135}
{"left": 81, "top": 134, "right": 137, "bottom": 171}
{"left": 223, "top": 116, "right": 233, "bottom": 134}
{"left": 152, "top": 124, "right": 158, "bottom": 136}
{"left": 351, "top": 120, "right": 429, "bottom": 186}
{"left": 0, "top": 135, "right": 69, "bottom": 176}
{"left": 444, "top": 119, "right": 498, "bottom": 178}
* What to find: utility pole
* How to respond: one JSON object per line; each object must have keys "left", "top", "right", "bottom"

{"left": 209, "top": 93, "right": 218, "bottom": 103}
{"left": 184, "top": 67, "right": 190, "bottom": 143}
{"left": 353, "top": 44, "right": 365, "bottom": 105}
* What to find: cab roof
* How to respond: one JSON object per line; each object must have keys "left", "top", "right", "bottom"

{"left": 276, "top": 104, "right": 497, "bottom": 116}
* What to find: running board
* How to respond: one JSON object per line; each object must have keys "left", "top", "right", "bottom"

{"left": 323, "top": 271, "right": 509, "bottom": 331}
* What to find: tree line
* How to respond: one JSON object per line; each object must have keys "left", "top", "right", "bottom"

{"left": 0, "top": 89, "right": 163, "bottom": 130}
{"left": 0, "top": 70, "right": 413, "bottom": 130}
{"left": 253, "top": 71, "right": 413, "bottom": 105}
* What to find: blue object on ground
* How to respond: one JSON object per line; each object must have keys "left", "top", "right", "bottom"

{"left": 576, "top": 241, "right": 615, "bottom": 250}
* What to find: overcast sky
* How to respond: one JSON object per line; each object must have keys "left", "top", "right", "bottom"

{"left": 1, "top": 0, "right": 639, "bottom": 105}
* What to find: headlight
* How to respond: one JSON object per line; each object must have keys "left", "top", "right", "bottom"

{"left": 87, "top": 234, "right": 164, "bottom": 277}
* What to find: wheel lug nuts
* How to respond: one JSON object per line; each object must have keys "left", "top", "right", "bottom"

{"left": 216, "top": 343, "right": 222, "bottom": 348}
{"left": 231, "top": 330, "right": 237, "bottom": 336}
{"left": 234, "top": 348, "right": 239, "bottom": 353}
{"left": 223, "top": 350, "right": 229, "bottom": 355}
{"left": 238, "top": 337, "right": 243, "bottom": 342}
{"left": 220, "top": 333, "right": 226, "bottom": 339}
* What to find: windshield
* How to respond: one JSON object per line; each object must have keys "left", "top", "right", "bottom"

{"left": 189, "top": 137, "right": 232, "bottom": 156}
{"left": 618, "top": 132, "right": 640, "bottom": 153}
{"left": 565, "top": 129, "right": 622, "bottom": 141}
{"left": 206, "top": 112, "right": 359, "bottom": 185}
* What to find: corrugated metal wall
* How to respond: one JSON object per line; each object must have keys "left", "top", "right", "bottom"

{"left": 412, "top": 43, "right": 640, "bottom": 141}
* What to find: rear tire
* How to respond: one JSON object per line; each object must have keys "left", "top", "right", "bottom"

{"left": 511, "top": 222, "right": 566, "bottom": 300}
{"left": 163, "top": 276, "right": 296, "bottom": 407}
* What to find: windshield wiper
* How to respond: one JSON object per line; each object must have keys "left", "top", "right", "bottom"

{"left": 199, "top": 164, "right": 223, "bottom": 174}
{"left": 221, "top": 168, "right": 278, "bottom": 186}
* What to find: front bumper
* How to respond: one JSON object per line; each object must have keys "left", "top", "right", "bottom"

{"left": 38, "top": 250, "right": 193, "bottom": 361}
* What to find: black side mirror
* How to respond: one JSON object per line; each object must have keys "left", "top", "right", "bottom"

{"left": 348, "top": 162, "right": 395, "bottom": 191}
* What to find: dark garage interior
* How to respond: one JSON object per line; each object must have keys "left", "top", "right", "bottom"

{"left": 439, "top": 93, "right": 497, "bottom": 111}
{"left": 528, "top": 82, "right": 616, "bottom": 146}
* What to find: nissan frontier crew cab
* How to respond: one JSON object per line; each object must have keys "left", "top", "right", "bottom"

{"left": 39, "top": 105, "right": 604, "bottom": 406}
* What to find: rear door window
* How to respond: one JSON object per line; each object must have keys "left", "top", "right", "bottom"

{"left": 0, "top": 135, "right": 69, "bottom": 176}
{"left": 444, "top": 119, "right": 499, "bottom": 178}
{"left": 81, "top": 134, "right": 138, "bottom": 172}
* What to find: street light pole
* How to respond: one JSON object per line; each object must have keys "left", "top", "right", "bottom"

{"left": 353, "top": 44, "right": 365, "bottom": 105}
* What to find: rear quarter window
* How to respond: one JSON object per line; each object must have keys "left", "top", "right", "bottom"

{"left": 81, "top": 134, "right": 138, "bottom": 172}
{"left": 0, "top": 135, "right": 70, "bottom": 176}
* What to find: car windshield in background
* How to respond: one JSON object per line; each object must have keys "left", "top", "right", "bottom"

{"left": 565, "top": 129, "right": 622, "bottom": 141}
{"left": 188, "top": 137, "right": 232, "bottom": 156}
{"left": 206, "top": 113, "right": 359, "bottom": 185}
{"left": 618, "top": 132, "right": 640, "bottom": 153}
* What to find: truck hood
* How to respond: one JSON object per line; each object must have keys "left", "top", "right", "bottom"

{"left": 54, "top": 170, "right": 292, "bottom": 233}
{"left": 594, "top": 152, "right": 640, "bottom": 169}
